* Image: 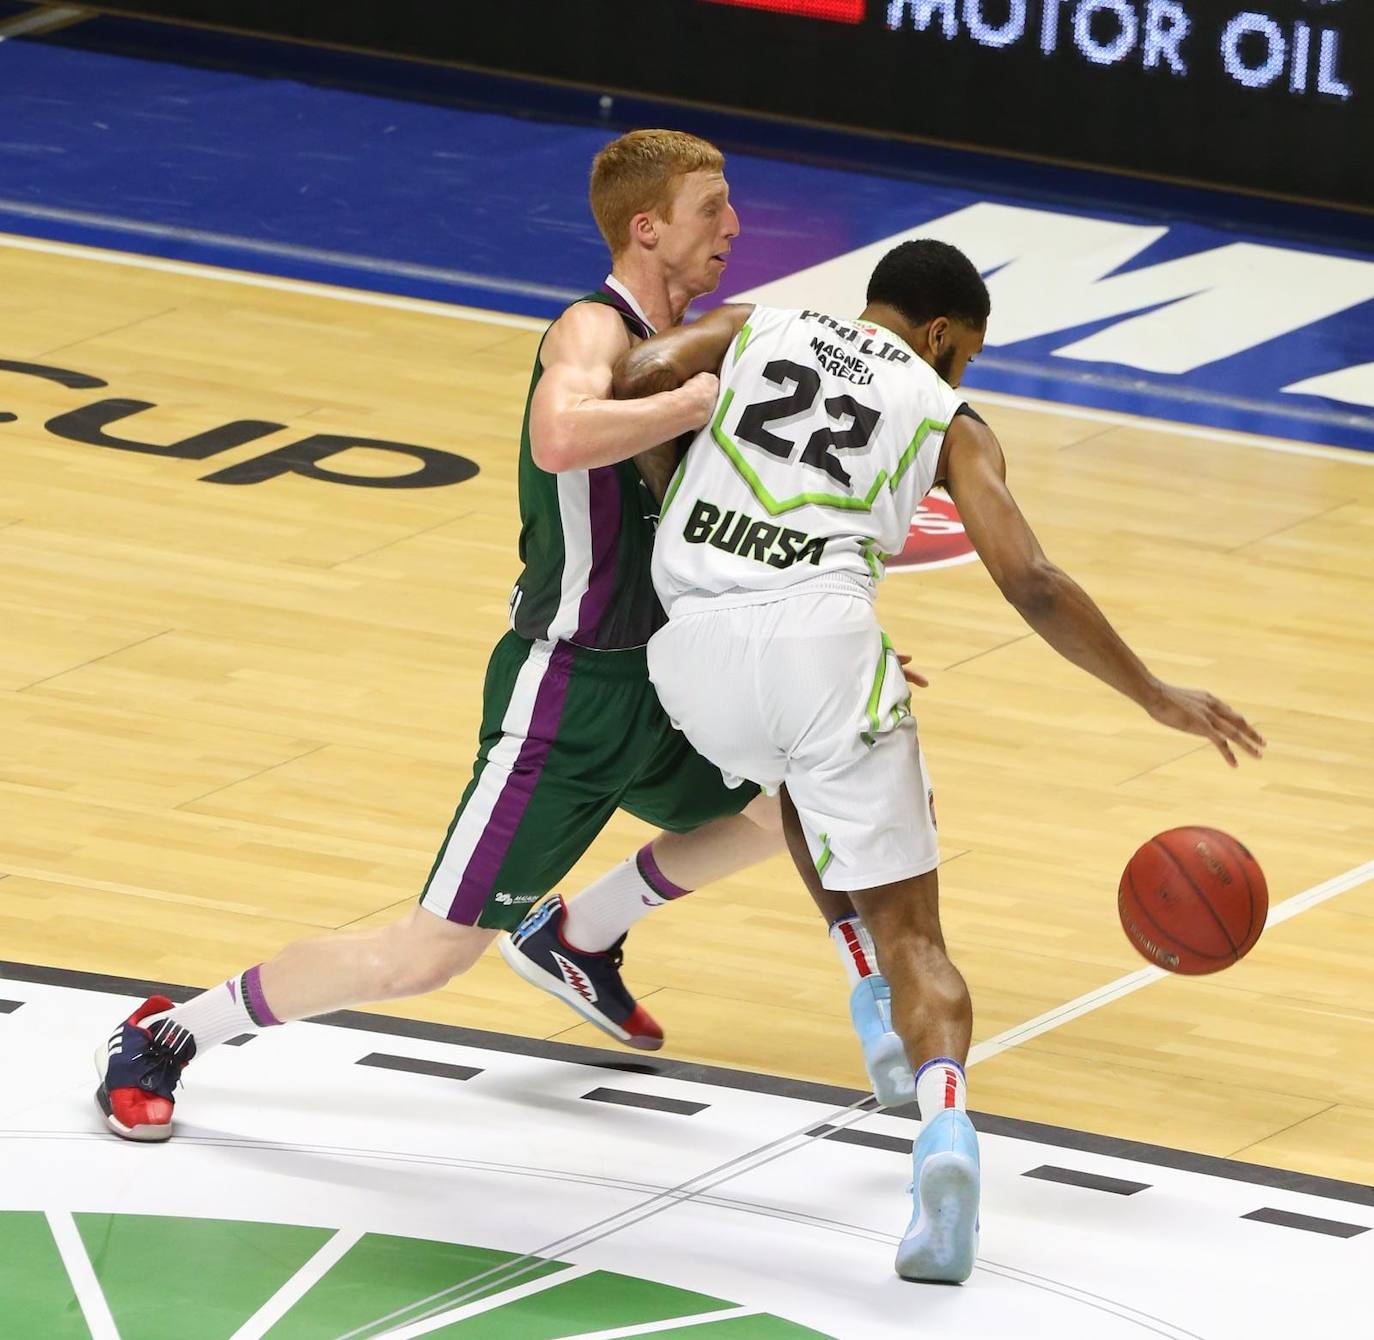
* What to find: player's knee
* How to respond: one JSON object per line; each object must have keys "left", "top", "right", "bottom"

{"left": 369, "top": 913, "right": 487, "bottom": 997}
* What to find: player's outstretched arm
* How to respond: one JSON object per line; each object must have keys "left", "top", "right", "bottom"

{"left": 612, "top": 304, "right": 753, "bottom": 400}
{"left": 942, "top": 414, "right": 1266, "bottom": 768}
{"left": 528, "top": 302, "right": 720, "bottom": 473}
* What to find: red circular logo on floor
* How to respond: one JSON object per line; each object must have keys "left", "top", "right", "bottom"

{"left": 888, "top": 492, "right": 979, "bottom": 572}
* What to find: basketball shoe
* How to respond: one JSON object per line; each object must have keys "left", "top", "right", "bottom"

{"left": 499, "top": 896, "right": 664, "bottom": 1049}
{"left": 849, "top": 975, "right": 916, "bottom": 1108}
{"left": 895, "top": 1107, "right": 981, "bottom": 1283}
{"left": 95, "top": 996, "right": 196, "bottom": 1141}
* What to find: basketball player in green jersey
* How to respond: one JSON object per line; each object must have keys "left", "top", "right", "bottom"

{"left": 95, "top": 129, "right": 909, "bottom": 1142}
{"left": 613, "top": 240, "right": 1266, "bottom": 1281}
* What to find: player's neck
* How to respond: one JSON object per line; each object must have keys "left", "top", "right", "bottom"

{"left": 859, "top": 303, "right": 920, "bottom": 350}
{"left": 608, "top": 260, "right": 693, "bottom": 332}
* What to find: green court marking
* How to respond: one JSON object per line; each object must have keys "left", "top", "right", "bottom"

{"left": 264, "top": 1233, "right": 563, "bottom": 1339}
{"left": 76, "top": 1213, "right": 332, "bottom": 1340}
{"left": 1, "top": 1212, "right": 838, "bottom": 1339}
{"left": 423, "top": 1268, "right": 732, "bottom": 1338}
{"left": 0, "top": 1211, "right": 93, "bottom": 1339}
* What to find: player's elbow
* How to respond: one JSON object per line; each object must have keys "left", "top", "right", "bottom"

{"left": 1000, "top": 559, "right": 1060, "bottom": 617}
{"left": 529, "top": 426, "right": 578, "bottom": 474}
{"left": 612, "top": 351, "right": 678, "bottom": 401}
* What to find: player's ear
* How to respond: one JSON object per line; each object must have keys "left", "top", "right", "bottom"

{"left": 928, "top": 316, "right": 950, "bottom": 356}
{"left": 629, "top": 211, "right": 658, "bottom": 251}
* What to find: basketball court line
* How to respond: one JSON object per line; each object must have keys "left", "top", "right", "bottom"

{"left": 0, "top": 199, "right": 585, "bottom": 304}
{"left": 1, "top": 230, "right": 1372, "bottom": 468}
{"left": 968, "top": 857, "right": 1374, "bottom": 1067}
{"left": 45, "top": 1208, "right": 120, "bottom": 1340}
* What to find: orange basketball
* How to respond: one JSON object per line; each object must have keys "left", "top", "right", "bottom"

{"left": 1117, "top": 827, "right": 1268, "bottom": 974}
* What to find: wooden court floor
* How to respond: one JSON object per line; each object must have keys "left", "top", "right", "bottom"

{"left": 2, "top": 234, "right": 1372, "bottom": 1187}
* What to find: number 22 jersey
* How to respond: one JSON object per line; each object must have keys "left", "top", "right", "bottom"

{"left": 651, "top": 306, "right": 968, "bottom": 616}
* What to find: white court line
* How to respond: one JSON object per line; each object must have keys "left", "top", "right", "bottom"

{"left": 229, "top": 1227, "right": 363, "bottom": 1340}
{"left": 968, "top": 857, "right": 1374, "bottom": 1067}
{"left": 0, "top": 233, "right": 547, "bottom": 334}
{"left": 0, "top": 201, "right": 583, "bottom": 304}
{"left": 46, "top": 1209, "right": 122, "bottom": 1340}
{"left": 557, "top": 1308, "right": 758, "bottom": 1339}
{"left": 373, "top": 1265, "right": 593, "bottom": 1340}
{"left": 2, "top": 230, "right": 1372, "bottom": 466}
{"left": 972, "top": 387, "right": 1374, "bottom": 466}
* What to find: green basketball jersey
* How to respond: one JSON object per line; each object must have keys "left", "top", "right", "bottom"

{"left": 509, "top": 279, "right": 665, "bottom": 650}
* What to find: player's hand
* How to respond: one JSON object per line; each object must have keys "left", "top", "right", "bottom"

{"left": 676, "top": 371, "right": 720, "bottom": 428}
{"left": 895, "top": 653, "right": 929, "bottom": 689}
{"left": 1145, "top": 684, "right": 1266, "bottom": 768}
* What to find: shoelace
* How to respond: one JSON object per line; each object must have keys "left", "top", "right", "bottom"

{"left": 134, "top": 1029, "right": 193, "bottom": 1094}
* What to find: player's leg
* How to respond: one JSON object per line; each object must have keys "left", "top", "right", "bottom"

{"left": 776, "top": 605, "right": 979, "bottom": 1284}
{"left": 848, "top": 868, "right": 978, "bottom": 1285}
{"left": 779, "top": 787, "right": 915, "bottom": 1109}
{"left": 500, "top": 639, "right": 779, "bottom": 1043}
{"left": 556, "top": 669, "right": 898, "bottom": 1087}
{"left": 95, "top": 632, "right": 624, "bottom": 1139}
{"left": 554, "top": 789, "right": 782, "bottom": 954}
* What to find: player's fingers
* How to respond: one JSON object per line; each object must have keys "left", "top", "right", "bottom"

{"left": 1212, "top": 709, "right": 1265, "bottom": 758}
{"left": 1206, "top": 723, "right": 1238, "bottom": 767}
{"left": 896, "top": 654, "right": 929, "bottom": 688}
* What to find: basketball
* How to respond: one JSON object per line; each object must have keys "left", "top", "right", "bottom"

{"left": 1117, "top": 827, "right": 1268, "bottom": 974}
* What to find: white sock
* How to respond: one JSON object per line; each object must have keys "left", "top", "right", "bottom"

{"left": 915, "top": 1057, "right": 968, "bottom": 1120}
{"left": 561, "top": 844, "right": 691, "bottom": 952}
{"left": 154, "top": 965, "right": 283, "bottom": 1053}
{"left": 829, "top": 914, "right": 880, "bottom": 989}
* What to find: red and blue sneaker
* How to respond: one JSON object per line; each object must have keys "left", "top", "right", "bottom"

{"left": 498, "top": 896, "right": 663, "bottom": 1050}
{"left": 94, "top": 996, "right": 196, "bottom": 1142}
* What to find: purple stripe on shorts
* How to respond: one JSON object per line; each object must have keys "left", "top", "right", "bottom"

{"left": 574, "top": 466, "right": 622, "bottom": 643}
{"left": 636, "top": 843, "right": 692, "bottom": 900}
{"left": 241, "top": 964, "right": 282, "bottom": 1028}
{"left": 446, "top": 641, "right": 577, "bottom": 923}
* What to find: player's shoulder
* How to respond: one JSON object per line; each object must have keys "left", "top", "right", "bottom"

{"left": 541, "top": 298, "right": 635, "bottom": 367}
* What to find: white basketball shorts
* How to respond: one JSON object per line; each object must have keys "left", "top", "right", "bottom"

{"left": 646, "top": 591, "right": 939, "bottom": 892}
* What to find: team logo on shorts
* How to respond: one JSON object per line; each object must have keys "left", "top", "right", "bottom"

{"left": 888, "top": 491, "right": 978, "bottom": 573}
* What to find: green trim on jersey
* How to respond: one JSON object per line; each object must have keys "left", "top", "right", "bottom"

{"left": 859, "top": 537, "right": 892, "bottom": 581}
{"left": 710, "top": 389, "right": 890, "bottom": 515}
{"left": 733, "top": 321, "right": 755, "bottom": 364}
{"left": 889, "top": 418, "right": 949, "bottom": 492}
{"left": 660, "top": 456, "right": 688, "bottom": 518}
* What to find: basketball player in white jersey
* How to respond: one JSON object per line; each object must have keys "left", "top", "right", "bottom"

{"left": 614, "top": 239, "right": 1266, "bottom": 1282}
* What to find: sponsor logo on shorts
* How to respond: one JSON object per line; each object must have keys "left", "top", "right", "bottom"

{"left": 551, "top": 951, "right": 598, "bottom": 1004}
{"left": 888, "top": 491, "right": 978, "bottom": 573}
{"left": 494, "top": 891, "right": 540, "bottom": 907}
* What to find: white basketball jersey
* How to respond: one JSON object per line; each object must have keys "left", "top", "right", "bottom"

{"left": 652, "top": 306, "right": 967, "bottom": 614}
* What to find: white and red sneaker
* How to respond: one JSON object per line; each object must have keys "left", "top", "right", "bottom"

{"left": 94, "top": 996, "right": 196, "bottom": 1141}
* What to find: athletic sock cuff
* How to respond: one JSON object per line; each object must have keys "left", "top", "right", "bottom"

{"left": 240, "top": 965, "right": 283, "bottom": 1028}
{"left": 636, "top": 844, "right": 692, "bottom": 900}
